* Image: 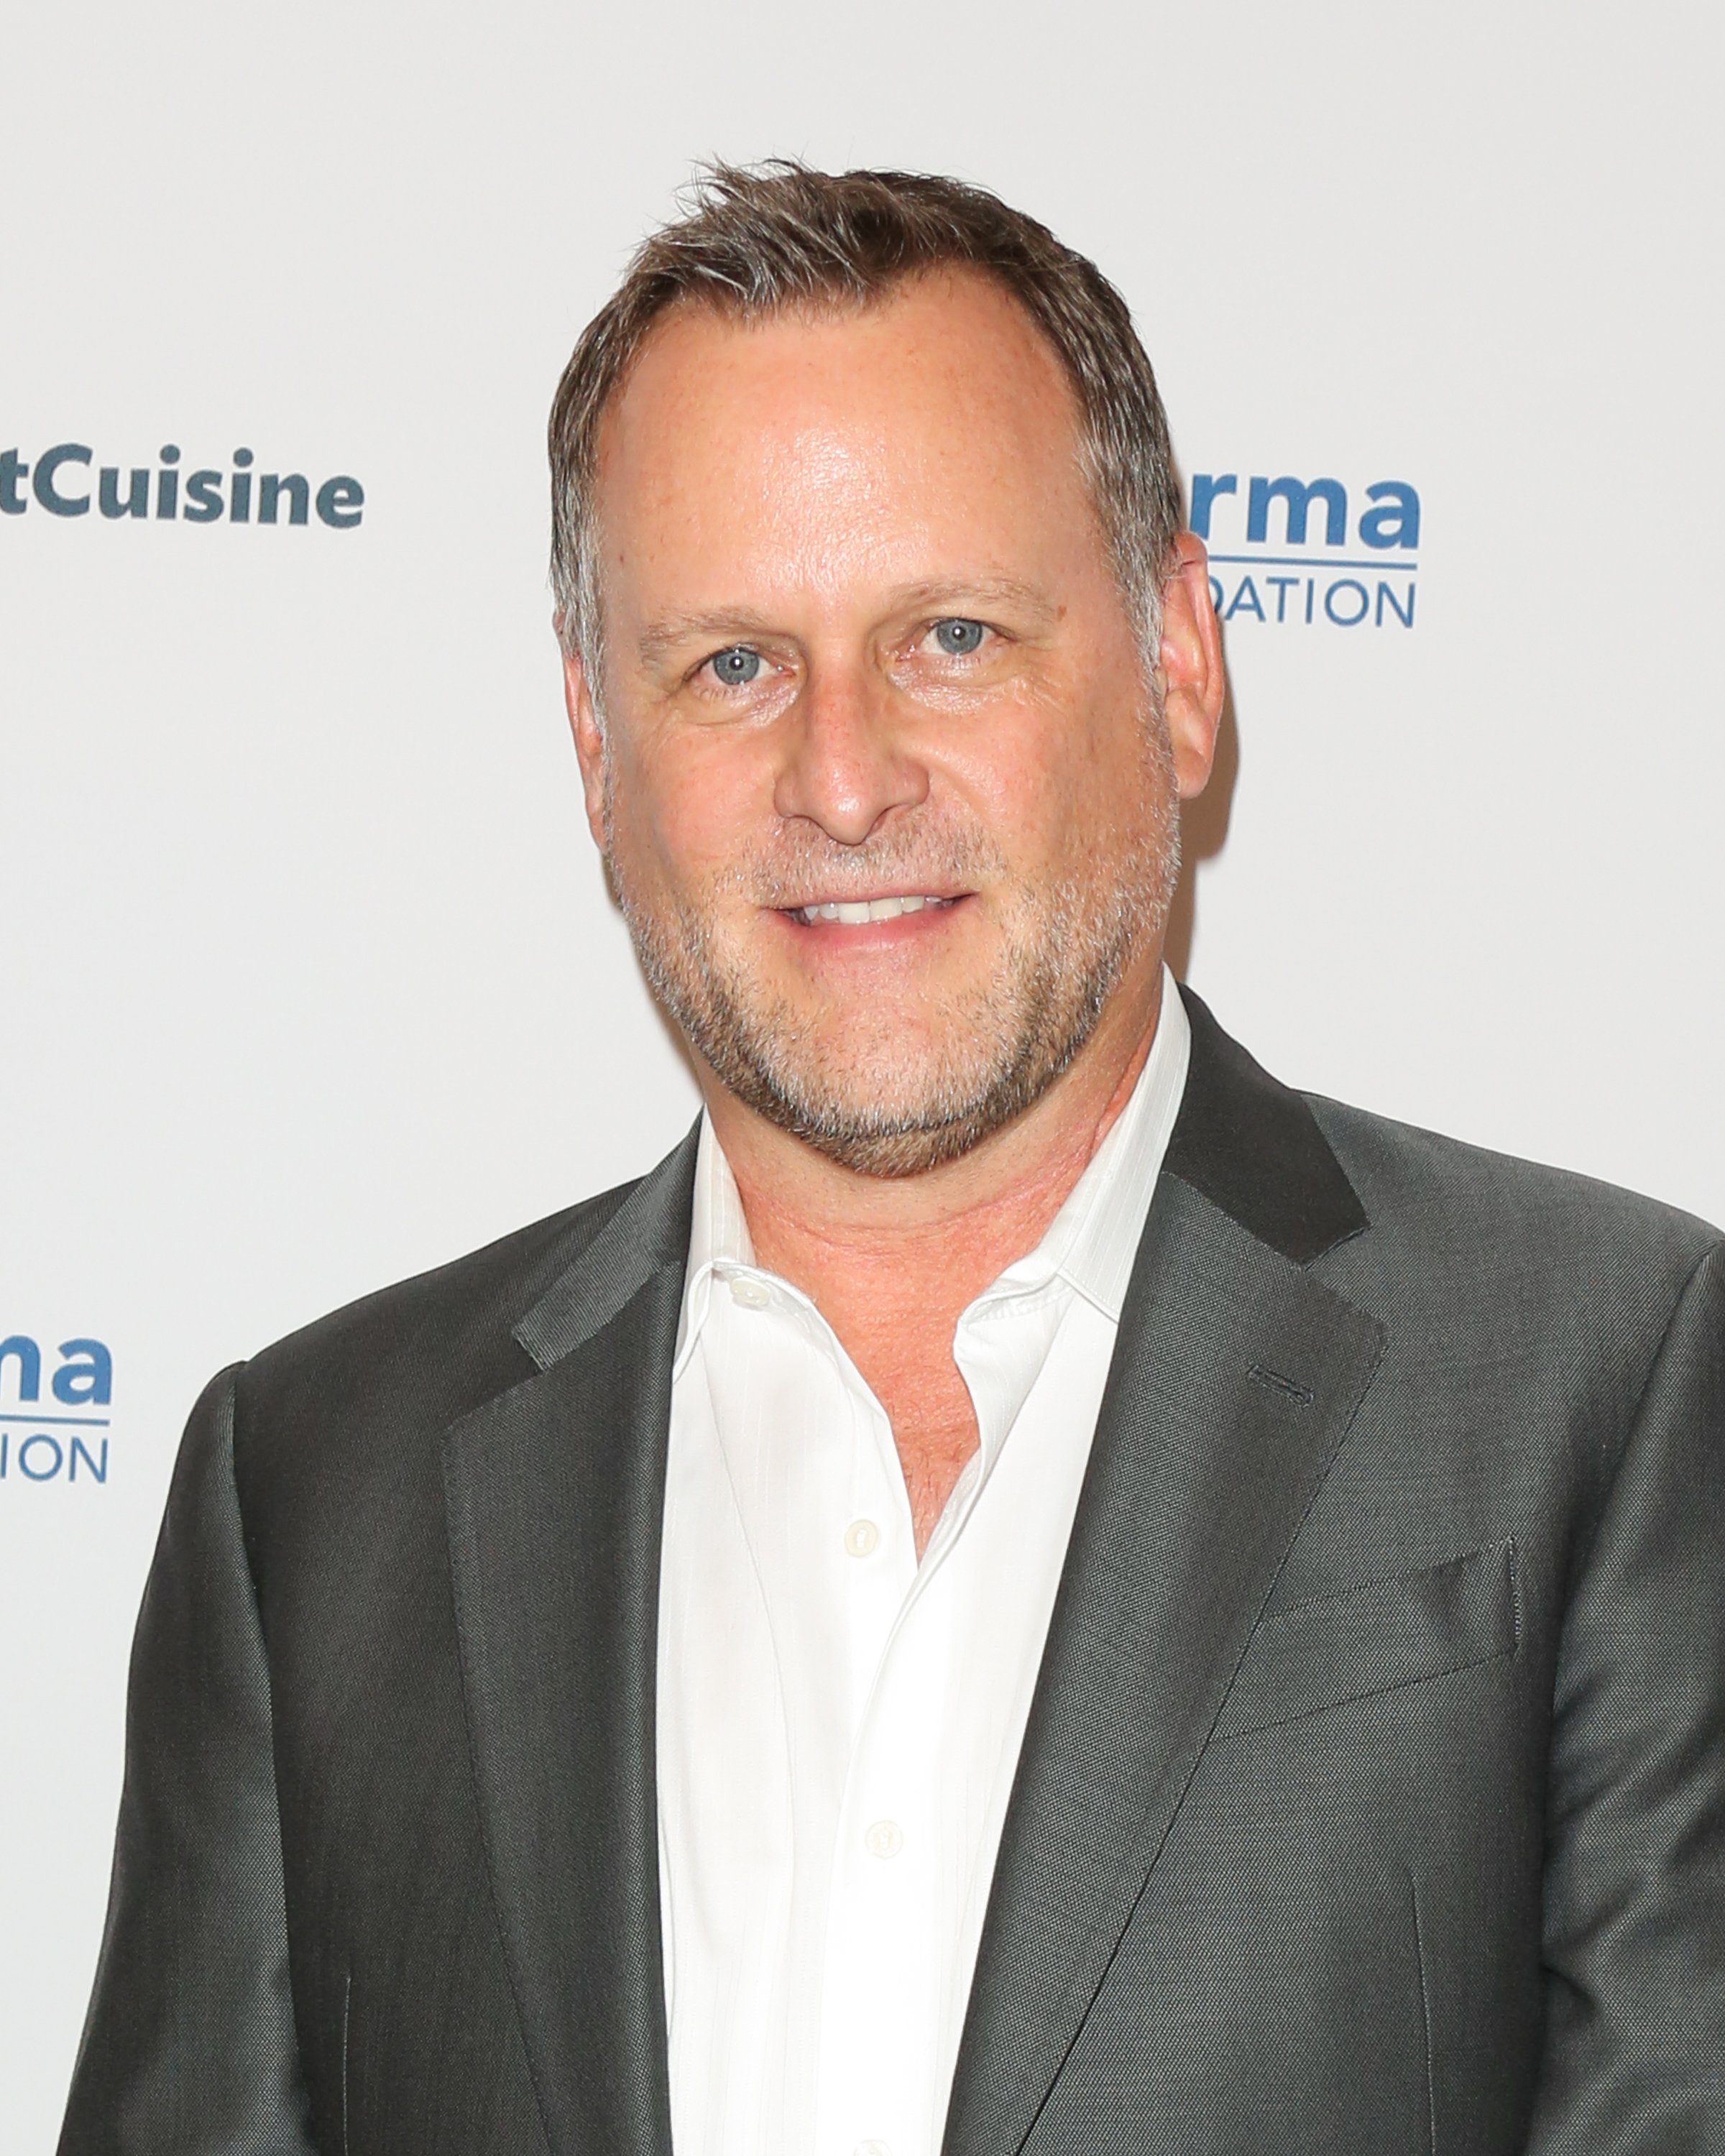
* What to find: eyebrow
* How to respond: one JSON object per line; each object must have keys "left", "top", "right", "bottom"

{"left": 636, "top": 609, "right": 782, "bottom": 668}
{"left": 634, "top": 575, "right": 1061, "bottom": 668}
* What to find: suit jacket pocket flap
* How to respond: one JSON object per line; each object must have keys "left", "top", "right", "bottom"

{"left": 1213, "top": 1538, "right": 1519, "bottom": 1741}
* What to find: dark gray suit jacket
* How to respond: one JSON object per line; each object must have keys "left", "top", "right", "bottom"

{"left": 59, "top": 992, "right": 1725, "bottom": 2155}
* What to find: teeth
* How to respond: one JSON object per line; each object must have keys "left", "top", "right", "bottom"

{"left": 794, "top": 895, "right": 946, "bottom": 925}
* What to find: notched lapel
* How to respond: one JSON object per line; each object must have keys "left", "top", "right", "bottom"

{"left": 944, "top": 1155, "right": 1384, "bottom": 2155}
{"left": 441, "top": 1137, "right": 696, "bottom": 2156}
{"left": 1166, "top": 987, "right": 1368, "bottom": 1264}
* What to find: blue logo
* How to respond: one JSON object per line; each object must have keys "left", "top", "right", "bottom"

{"left": 1191, "top": 471, "right": 1420, "bottom": 630}
{"left": 0, "top": 1335, "right": 114, "bottom": 1485}
{"left": 1, "top": 443, "right": 363, "bottom": 529}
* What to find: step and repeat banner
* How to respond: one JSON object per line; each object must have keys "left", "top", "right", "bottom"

{"left": 4, "top": 1, "right": 1721, "bottom": 2144}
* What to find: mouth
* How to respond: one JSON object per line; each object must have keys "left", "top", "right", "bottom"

{"left": 783, "top": 893, "right": 961, "bottom": 927}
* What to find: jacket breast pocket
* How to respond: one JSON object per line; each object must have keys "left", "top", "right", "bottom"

{"left": 1213, "top": 1538, "right": 1519, "bottom": 1741}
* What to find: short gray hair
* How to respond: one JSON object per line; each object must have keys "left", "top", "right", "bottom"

{"left": 548, "top": 160, "right": 1183, "bottom": 679}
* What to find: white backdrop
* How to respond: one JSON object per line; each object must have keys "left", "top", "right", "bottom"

{"left": 4, "top": 2, "right": 1721, "bottom": 2145}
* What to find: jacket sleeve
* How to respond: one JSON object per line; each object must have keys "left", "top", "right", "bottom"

{"left": 1527, "top": 1240, "right": 1725, "bottom": 2154}
{"left": 58, "top": 1365, "right": 318, "bottom": 2155}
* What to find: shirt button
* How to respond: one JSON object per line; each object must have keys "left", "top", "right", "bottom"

{"left": 843, "top": 1518, "right": 880, "bottom": 1558}
{"left": 728, "top": 1277, "right": 771, "bottom": 1309}
{"left": 864, "top": 1819, "right": 903, "bottom": 1860}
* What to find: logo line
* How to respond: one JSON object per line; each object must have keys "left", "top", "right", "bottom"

{"left": 0, "top": 1411, "right": 110, "bottom": 1427}
{"left": 1208, "top": 553, "right": 1418, "bottom": 573}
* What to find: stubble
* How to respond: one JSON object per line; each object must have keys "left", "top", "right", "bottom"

{"left": 605, "top": 730, "right": 1180, "bottom": 1179}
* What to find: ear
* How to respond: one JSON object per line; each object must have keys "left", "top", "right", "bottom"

{"left": 561, "top": 640, "right": 609, "bottom": 849}
{"left": 1157, "top": 532, "right": 1226, "bottom": 801}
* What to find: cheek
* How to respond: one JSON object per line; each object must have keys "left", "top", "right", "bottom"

{"left": 941, "top": 693, "right": 1132, "bottom": 864}
{"left": 1046, "top": 668, "right": 1173, "bottom": 837}
{"left": 612, "top": 727, "right": 772, "bottom": 891}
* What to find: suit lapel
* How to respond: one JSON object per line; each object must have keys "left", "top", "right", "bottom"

{"left": 942, "top": 992, "right": 1385, "bottom": 2156}
{"left": 441, "top": 1133, "right": 698, "bottom": 2156}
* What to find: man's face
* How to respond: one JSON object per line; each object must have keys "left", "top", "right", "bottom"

{"left": 569, "top": 270, "right": 1216, "bottom": 1176}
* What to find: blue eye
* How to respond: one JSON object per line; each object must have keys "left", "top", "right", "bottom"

{"left": 709, "top": 645, "right": 763, "bottom": 686}
{"left": 933, "top": 618, "right": 985, "bottom": 655}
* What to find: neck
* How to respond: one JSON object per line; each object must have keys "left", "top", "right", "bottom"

{"left": 701, "top": 956, "right": 1167, "bottom": 1552}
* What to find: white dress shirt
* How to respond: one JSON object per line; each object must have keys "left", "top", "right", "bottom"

{"left": 656, "top": 973, "right": 1192, "bottom": 2156}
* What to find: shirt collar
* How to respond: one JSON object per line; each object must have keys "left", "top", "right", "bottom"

{"left": 675, "top": 967, "right": 1191, "bottom": 1368}
{"left": 673, "top": 1108, "right": 757, "bottom": 1376}
{"left": 967, "top": 967, "right": 1190, "bottom": 1324}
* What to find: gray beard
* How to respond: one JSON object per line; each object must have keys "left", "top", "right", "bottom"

{"left": 607, "top": 760, "right": 1179, "bottom": 1180}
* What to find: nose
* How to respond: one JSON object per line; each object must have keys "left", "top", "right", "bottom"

{"left": 771, "top": 659, "right": 929, "bottom": 845}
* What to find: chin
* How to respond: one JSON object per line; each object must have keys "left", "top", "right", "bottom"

{"left": 788, "top": 1018, "right": 964, "bottom": 1096}
{"left": 756, "top": 1037, "right": 1032, "bottom": 1156}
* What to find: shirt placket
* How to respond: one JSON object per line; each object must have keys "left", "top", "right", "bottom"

{"left": 816, "top": 1372, "right": 980, "bottom": 2156}
{"left": 717, "top": 1289, "right": 912, "bottom": 2155}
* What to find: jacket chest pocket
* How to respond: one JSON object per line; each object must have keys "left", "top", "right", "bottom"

{"left": 1213, "top": 1537, "right": 1519, "bottom": 1741}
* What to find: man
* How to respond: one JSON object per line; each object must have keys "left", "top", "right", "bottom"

{"left": 61, "top": 163, "right": 1724, "bottom": 2156}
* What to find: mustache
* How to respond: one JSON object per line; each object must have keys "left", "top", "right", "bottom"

{"left": 714, "top": 816, "right": 1008, "bottom": 909}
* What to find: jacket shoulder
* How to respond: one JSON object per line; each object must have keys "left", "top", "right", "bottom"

{"left": 235, "top": 1174, "right": 645, "bottom": 1449}
{"left": 1313, "top": 1093, "right": 1719, "bottom": 1249}
{"left": 1308, "top": 1091, "right": 1722, "bottom": 1348}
